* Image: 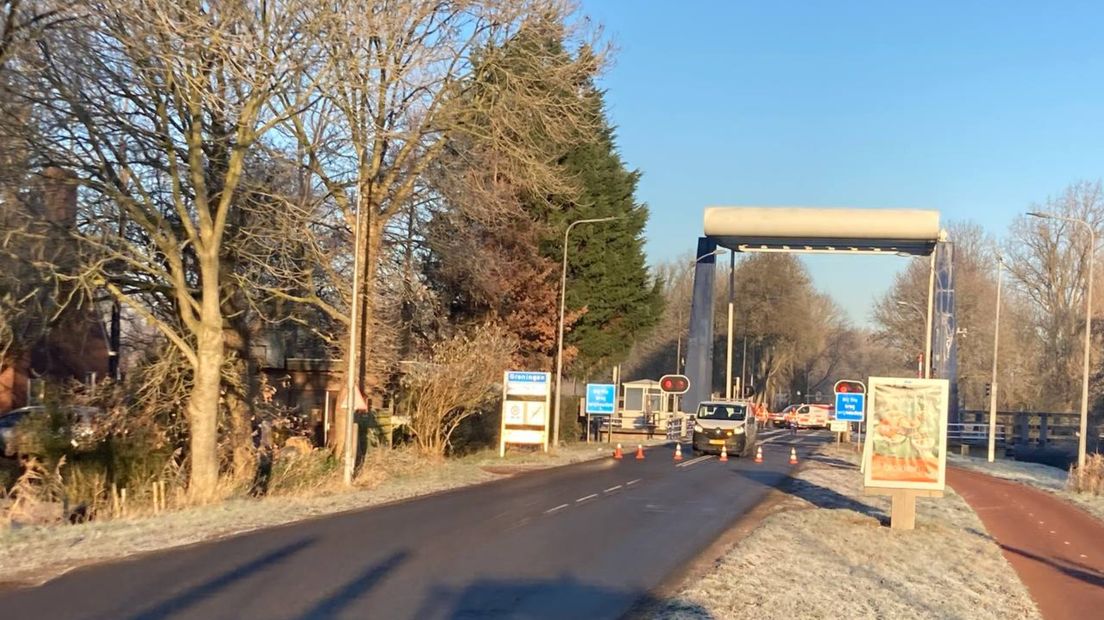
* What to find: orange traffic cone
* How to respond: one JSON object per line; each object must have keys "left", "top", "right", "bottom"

{"left": 754, "top": 445, "right": 763, "bottom": 464}
{"left": 719, "top": 444, "right": 728, "bottom": 462}
{"left": 789, "top": 447, "right": 798, "bottom": 464}
{"left": 674, "top": 443, "right": 684, "bottom": 462}
{"left": 613, "top": 443, "right": 623, "bottom": 459}
{"left": 635, "top": 444, "right": 645, "bottom": 460}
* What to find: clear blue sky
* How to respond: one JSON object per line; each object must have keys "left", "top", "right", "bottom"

{"left": 580, "top": 0, "right": 1104, "bottom": 326}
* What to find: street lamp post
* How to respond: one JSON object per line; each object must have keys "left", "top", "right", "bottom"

{"left": 343, "top": 187, "right": 363, "bottom": 485}
{"left": 896, "top": 296, "right": 933, "bottom": 379}
{"left": 552, "top": 216, "right": 621, "bottom": 451}
{"left": 896, "top": 252, "right": 936, "bottom": 380}
{"left": 1027, "top": 212, "right": 1095, "bottom": 469}
{"left": 988, "top": 256, "right": 1003, "bottom": 463}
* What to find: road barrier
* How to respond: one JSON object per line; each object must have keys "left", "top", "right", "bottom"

{"left": 666, "top": 415, "right": 693, "bottom": 441}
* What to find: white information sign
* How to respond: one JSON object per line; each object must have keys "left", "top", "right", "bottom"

{"left": 499, "top": 371, "right": 552, "bottom": 456}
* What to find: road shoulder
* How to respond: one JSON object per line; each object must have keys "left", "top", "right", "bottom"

{"left": 647, "top": 445, "right": 1040, "bottom": 620}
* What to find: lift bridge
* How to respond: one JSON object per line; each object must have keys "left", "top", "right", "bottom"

{"left": 682, "top": 206, "right": 960, "bottom": 423}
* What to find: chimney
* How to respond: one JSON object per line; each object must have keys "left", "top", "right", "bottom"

{"left": 40, "top": 167, "right": 78, "bottom": 228}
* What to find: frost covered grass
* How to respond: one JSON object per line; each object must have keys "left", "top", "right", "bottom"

{"left": 653, "top": 447, "right": 1040, "bottom": 620}
{"left": 949, "top": 453, "right": 1104, "bottom": 522}
{"left": 0, "top": 441, "right": 621, "bottom": 585}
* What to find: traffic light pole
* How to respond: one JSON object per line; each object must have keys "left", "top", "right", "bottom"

{"left": 988, "top": 257, "right": 1003, "bottom": 463}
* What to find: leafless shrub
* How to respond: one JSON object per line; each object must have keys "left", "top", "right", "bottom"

{"left": 264, "top": 449, "right": 339, "bottom": 497}
{"left": 402, "top": 325, "right": 517, "bottom": 456}
{"left": 1, "top": 456, "right": 65, "bottom": 527}
{"left": 1068, "top": 453, "right": 1104, "bottom": 495}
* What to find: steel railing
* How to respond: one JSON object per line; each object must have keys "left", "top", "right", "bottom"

{"left": 947, "top": 422, "right": 1007, "bottom": 445}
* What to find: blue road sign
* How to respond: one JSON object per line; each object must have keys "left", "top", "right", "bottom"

{"left": 835, "top": 393, "right": 865, "bottom": 421}
{"left": 585, "top": 383, "right": 616, "bottom": 415}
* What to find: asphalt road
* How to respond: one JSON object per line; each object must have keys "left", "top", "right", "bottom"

{"left": 1, "top": 429, "right": 829, "bottom": 620}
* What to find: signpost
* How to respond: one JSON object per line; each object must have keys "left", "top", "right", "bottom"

{"left": 585, "top": 383, "right": 616, "bottom": 444}
{"left": 834, "top": 393, "right": 865, "bottom": 422}
{"left": 585, "top": 384, "right": 616, "bottom": 415}
{"left": 499, "top": 372, "right": 551, "bottom": 457}
{"left": 833, "top": 379, "right": 866, "bottom": 447}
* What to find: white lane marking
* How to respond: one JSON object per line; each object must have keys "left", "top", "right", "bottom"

{"left": 1064, "top": 541, "right": 1070, "bottom": 545}
{"left": 604, "top": 485, "right": 622, "bottom": 493}
{"left": 1081, "top": 554, "right": 1088, "bottom": 559}
{"left": 626, "top": 478, "right": 641, "bottom": 486}
{"left": 545, "top": 503, "right": 569, "bottom": 514}
{"left": 576, "top": 493, "right": 598, "bottom": 503}
{"left": 1050, "top": 530, "right": 1056, "bottom": 534}
{"left": 677, "top": 454, "right": 714, "bottom": 468}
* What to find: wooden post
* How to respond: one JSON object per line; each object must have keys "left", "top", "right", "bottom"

{"left": 866, "top": 487, "right": 943, "bottom": 530}
{"left": 890, "top": 489, "right": 917, "bottom": 531}
{"left": 120, "top": 488, "right": 127, "bottom": 518}
{"left": 111, "top": 482, "right": 119, "bottom": 518}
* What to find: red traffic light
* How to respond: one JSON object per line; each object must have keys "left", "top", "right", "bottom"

{"left": 659, "top": 374, "right": 690, "bottom": 395}
{"left": 833, "top": 380, "right": 865, "bottom": 394}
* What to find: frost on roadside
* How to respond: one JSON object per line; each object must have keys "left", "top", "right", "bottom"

{"left": 654, "top": 449, "right": 1041, "bottom": 620}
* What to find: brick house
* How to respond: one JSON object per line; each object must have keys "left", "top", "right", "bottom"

{"left": 0, "top": 168, "right": 109, "bottom": 412}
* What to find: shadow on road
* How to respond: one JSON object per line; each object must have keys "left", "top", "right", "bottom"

{"left": 411, "top": 575, "right": 715, "bottom": 619}
{"left": 126, "top": 537, "right": 316, "bottom": 620}
{"left": 730, "top": 468, "right": 888, "bottom": 525}
{"left": 999, "top": 543, "right": 1104, "bottom": 588}
{"left": 297, "top": 550, "right": 410, "bottom": 619}
{"left": 804, "top": 455, "right": 859, "bottom": 470}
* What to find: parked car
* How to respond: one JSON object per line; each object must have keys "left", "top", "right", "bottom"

{"left": 0, "top": 409, "right": 31, "bottom": 458}
{"left": 0, "top": 405, "right": 102, "bottom": 458}
{"left": 770, "top": 405, "right": 795, "bottom": 428}
{"left": 692, "top": 400, "right": 757, "bottom": 456}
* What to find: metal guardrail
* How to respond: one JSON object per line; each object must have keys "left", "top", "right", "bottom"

{"left": 947, "top": 422, "right": 1006, "bottom": 445}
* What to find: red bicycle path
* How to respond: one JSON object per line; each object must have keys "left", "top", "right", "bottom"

{"left": 948, "top": 467, "right": 1104, "bottom": 620}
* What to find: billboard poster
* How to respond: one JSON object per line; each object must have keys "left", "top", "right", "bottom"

{"left": 863, "top": 377, "right": 949, "bottom": 491}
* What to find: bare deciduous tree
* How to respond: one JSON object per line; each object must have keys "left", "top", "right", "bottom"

{"left": 1005, "top": 183, "right": 1104, "bottom": 411}
{"left": 257, "top": 1, "right": 602, "bottom": 459}
{"left": 13, "top": 0, "right": 325, "bottom": 499}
